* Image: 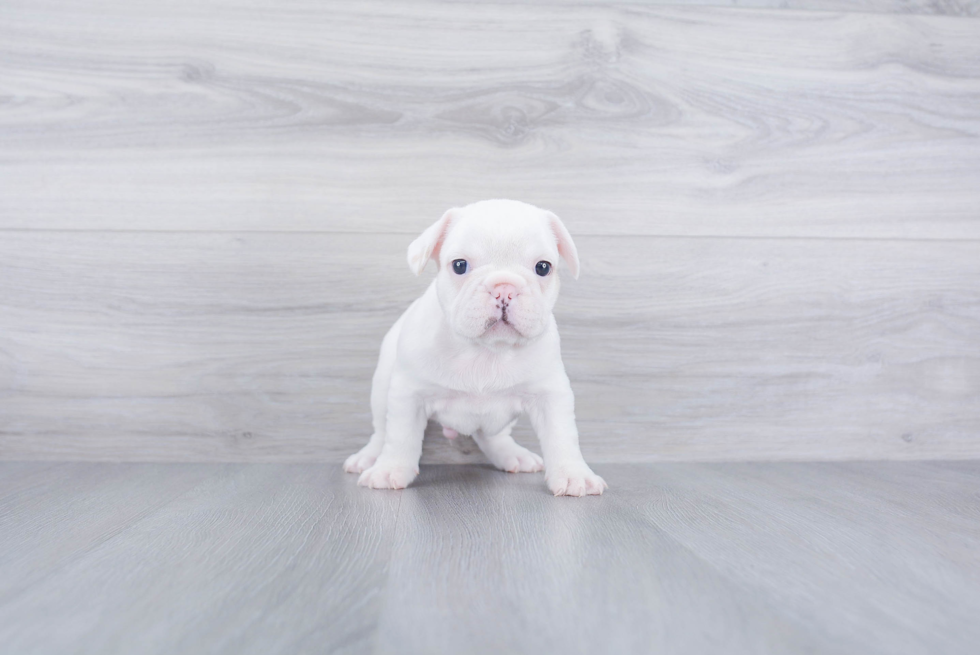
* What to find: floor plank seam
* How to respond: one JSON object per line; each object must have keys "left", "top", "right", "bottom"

{"left": 369, "top": 485, "right": 404, "bottom": 655}
{"left": 0, "top": 465, "right": 221, "bottom": 609}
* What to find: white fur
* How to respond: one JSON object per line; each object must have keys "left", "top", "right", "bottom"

{"left": 344, "top": 199, "right": 606, "bottom": 497}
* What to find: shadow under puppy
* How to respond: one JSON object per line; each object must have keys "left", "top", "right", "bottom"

{"left": 345, "top": 199, "right": 606, "bottom": 496}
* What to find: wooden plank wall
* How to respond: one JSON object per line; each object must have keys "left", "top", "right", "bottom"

{"left": 1, "top": 0, "right": 978, "bottom": 462}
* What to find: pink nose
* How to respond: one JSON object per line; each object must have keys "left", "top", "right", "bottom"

{"left": 492, "top": 283, "right": 518, "bottom": 302}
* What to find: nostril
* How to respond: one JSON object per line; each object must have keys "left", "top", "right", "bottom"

{"left": 491, "top": 283, "right": 519, "bottom": 302}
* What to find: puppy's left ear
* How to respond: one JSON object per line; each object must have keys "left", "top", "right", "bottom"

{"left": 545, "top": 211, "right": 580, "bottom": 279}
{"left": 407, "top": 208, "right": 457, "bottom": 276}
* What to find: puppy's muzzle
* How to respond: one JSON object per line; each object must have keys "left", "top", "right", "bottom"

{"left": 490, "top": 282, "right": 521, "bottom": 323}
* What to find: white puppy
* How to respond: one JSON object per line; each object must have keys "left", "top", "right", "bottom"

{"left": 344, "top": 199, "right": 606, "bottom": 497}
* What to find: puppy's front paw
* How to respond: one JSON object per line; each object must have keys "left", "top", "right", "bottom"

{"left": 357, "top": 462, "right": 419, "bottom": 490}
{"left": 343, "top": 443, "right": 382, "bottom": 474}
{"left": 546, "top": 463, "right": 607, "bottom": 497}
{"left": 487, "top": 444, "right": 544, "bottom": 473}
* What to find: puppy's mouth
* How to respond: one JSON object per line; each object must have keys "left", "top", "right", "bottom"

{"left": 482, "top": 317, "right": 520, "bottom": 336}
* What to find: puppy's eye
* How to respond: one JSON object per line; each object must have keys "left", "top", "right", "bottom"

{"left": 535, "top": 261, "right": 552, "bottom": 276}
{"left": 452, "top": 259, "right": 468, "bottom": 275}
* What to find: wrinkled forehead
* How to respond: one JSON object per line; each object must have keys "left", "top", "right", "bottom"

{"left": 442, "top": 208, "right": 557, "bottom": 262}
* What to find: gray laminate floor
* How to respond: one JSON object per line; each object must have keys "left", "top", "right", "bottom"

{"left": 1, "top": 462, "right": 978, "bottom": 654}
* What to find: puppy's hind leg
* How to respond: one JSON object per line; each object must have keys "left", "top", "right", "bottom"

{"left": 344, "top": 319, "right": 400, "bottom": 474}
{"left": 473, "top": 420, "right": 544, "bottom": 473}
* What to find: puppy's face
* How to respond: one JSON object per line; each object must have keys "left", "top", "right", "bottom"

{"left": 407, "top": 200, "right": 580, "bottom": 346}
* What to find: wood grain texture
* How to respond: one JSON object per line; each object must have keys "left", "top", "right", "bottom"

{"left": 2, "top": 1, "right": 979, "bottom": 238}
{"left": 375, "top": 465, "right": 832, "bottom": 654}
{"left": 0, "top": 463, "right": 216, "bottom": 603}
{"left": 1, "top": 462, "right": 978, "bottom": 654}
{"left": 435, "top": 1, "right": 980, "bottom": 16}
{"left": 1, "top": 231, "right": 977, "bottom": 462}
{"left": 0, "top": 463, "right": 401, "bottom": 655}
{"left": 614, "top": 462, "right": 980, "bottom": 654}
{"left": 1, "top": 1, "right": 979, "bottom": 463}
{"left": 376, "top": 462, "right": 980, "bottom": 655}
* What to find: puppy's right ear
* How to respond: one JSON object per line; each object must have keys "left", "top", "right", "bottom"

{"left": 407, "top": 208, "right": 457, "bottom": 276}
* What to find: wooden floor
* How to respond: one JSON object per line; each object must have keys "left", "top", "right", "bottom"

{"left": 0, "top": 461, "right": 978, "bottom": 655}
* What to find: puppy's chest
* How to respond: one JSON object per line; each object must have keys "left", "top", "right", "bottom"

{"left": 427, "top": 392, "right": 523, "bottom": 437}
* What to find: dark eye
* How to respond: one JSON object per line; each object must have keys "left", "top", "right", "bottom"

{"left": 535, "top": 261, "right": 552, "bottom": 276}
{"left": 452, "top": 259, "right": 468, "bottom": 275}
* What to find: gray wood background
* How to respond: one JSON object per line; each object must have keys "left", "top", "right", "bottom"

{"left": 1, "top": 0, "right": 978, "bottom": 462}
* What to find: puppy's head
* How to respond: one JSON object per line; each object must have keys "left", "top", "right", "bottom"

{"left": 407, "top": 199, "right": 579, "bottom": 346}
